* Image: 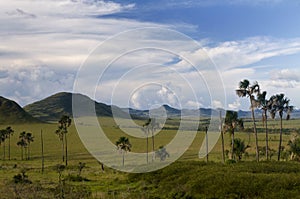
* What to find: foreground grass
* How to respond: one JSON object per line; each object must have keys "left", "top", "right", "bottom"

{"left": 1, "top": 160, "right": 300, "bottom": 198}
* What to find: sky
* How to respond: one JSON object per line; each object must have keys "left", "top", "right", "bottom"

{"left": 1, "top": 0, "right": 300, "bottom": 111}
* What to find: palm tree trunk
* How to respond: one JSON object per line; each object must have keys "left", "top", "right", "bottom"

{"left": 65, "top": 133, "right": 68, "bottom": 166}
{"left": 8, "top": 135, "right": 10, "bottom": 160}
{"left": 221, "top": 128, "right": 225, "bottom": 163}
{"left": 3, "top": 141, "right": 5, "bottom": 160}
{"left": 250, "top": 102, "right": 259, "bottom": 162}
{"left": 152, "top": 129, "right": 155, "bottom": 161}
{"left": 21, "top": 147, "right": 23, "bottom": 160}
{"left": 25, "top": 146, "right": 28, "bottom": 160}
{"left": 122, "top": 150, "right": 125, "bottom": 166}
{"left": 28, "top": 143, "right": 30, "bottom": 160}
{"left": 278, "top": 117, "right": 283, "bottom": 161}
{"left": 220, "top": 111, "right": 225, "bottom": 164}
{"left": 231, "top": 131, "right": 235, "bottom": 160}
{"left": 41, "top": 129, "right": 44, "bottom": 174}
{"left": 62, "top": 136, "right": 65, "bottom": 163}
{"left": 205, "top": 127, "right": 208, "bottom": 163}
{"left": 264, "top": 110, "right": 269, "bottom": 160}
{"left": 146, "top": 131, "right": 149, "bottom": 164}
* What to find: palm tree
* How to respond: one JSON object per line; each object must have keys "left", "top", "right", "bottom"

{"left": 142, "top": 121, "right": 150, "bottom": 164}
{"left": 257, "top": 91, "right": 272, "bottom": 160}
{"left": 25, "top": 132, "right": 34, "bottom": 160}
{"left": 6, "top": 127, "right": 14, "bottom": 160}
{"left": 223, "top": 110, "right": 244, "bottom": 160}
{"left": 55, "top": 115, "right": 71, "bottom": 166}
{"left": 0, "top": 129, "right": 8, "bottom": 160}
{"left": 149, "top": 118, "right": 160, "bottom": 161}
{"left": 219, "top": 110, "right": 225, "bottom": 164}
{"left": 233, "top": 138, "right": 250, "bottom": 161}
{"left": 116, "top": 136, "right": 132, "bottom": 166}
{"left": 269, "top": 94, "right": 293, "bottom": 161}
{"left": 236, "top": 79, "right": 260, "bottom": 162}
{"left": 17, "top": 132, "right": 27, "bottom": 160}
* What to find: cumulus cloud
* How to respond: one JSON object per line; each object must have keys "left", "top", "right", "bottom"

{"left": 270, "top": 69, "right": 300, "bottom": 82}
{"left": 228, "top": 98, "right": 241, "bottom": 110}
{"left": 0, "top": 65, "right": 74, "bottom": 106}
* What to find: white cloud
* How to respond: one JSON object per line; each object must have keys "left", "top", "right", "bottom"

{"left": 1, "top": 1, "right": 300, "bottom": 110}
{"left": 228, "top": 98, "right": 241, "bottom": 110}
{"left": 212, "top": 100, "right": 224, "bottom": 109}
{"left": 0, "top": 65, "right": 74, "bottom": 106}
{"left": 205, "top": 37, "right": 300, "bottom": 70}
{"left": 270, "top": 69, "right": 300, "bottom": 82}
{"left": 2, "top": 0, "right": 135, "bottom": 19}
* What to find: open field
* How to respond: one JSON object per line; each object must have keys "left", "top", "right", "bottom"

{"left": 0, "top": 117, "right": 299, "bottom": 198}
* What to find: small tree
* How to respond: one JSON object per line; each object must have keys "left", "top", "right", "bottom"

{"left": 116, "top": 137, "right": 132, "bottom": 166}
{"left": 155, "top": 146, "right": 170, "bottom": 161}
{"left": 288, "top": 136, "right": 300, "bottom": 161}
{"left": 232, "top": 138, "right": 250, "bottom": 161}
{"left": 223, "top": 110, "right": 244, "bottom": 160}
{"left": 78, "top": 162, "right": 86, "bottom": 177}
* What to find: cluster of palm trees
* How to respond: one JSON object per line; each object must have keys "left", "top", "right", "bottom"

{"left": 141, "top": 118, "right": 160, "bottom": 163}
{"left": 0, "top": 126, "right": 14, "bottom": 160}
{"left": 55, "top": 115, "right": 72, "bottom": 166}
{"left": 17, "top": 131, "right": 34, "bottom": 160}
{"left": 235, "top": 79, "right": 293, "bottom": 162}
{"left": 0, "top": 126, "right": 35, "bottom": 161}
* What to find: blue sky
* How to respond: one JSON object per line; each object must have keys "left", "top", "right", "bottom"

{"left": 1, "top": 0, "right": 300, "bottom": 111}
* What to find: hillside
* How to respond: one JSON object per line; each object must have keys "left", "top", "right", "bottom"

{"left": 24, "top": 92, "right": 115, "bottom": 122}
{"left": 0, "top": 96, "right": 40, "bottom": 124}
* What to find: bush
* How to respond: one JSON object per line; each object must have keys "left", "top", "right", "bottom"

{"left": 65, "top": 174, "right": 90, "bottom": 182}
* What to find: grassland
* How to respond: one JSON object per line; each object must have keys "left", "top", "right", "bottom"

{"left": 0, "top": 117, "right": 299, "bottom": 198}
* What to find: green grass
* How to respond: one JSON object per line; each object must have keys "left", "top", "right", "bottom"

{"left": 0, "top": 117, "right": 299, "bottom": 198}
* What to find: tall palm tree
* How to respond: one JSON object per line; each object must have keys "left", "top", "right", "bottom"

{"left": 223, "top": 110, "right": 244, "bottom": 160}
{"left": 25, "top": 132, "right": 34, "bottom": 160}
{"left": 257, "top": 91, "right": 272, "bottom": 160}
{"left": 142, "top": 120, "right": 150, "bottom": 164}
{"left": 17, "top": 131, "right": 27, "bottom": 160}
{"left": 269, "top": 94, "right": 293, "bottom": 161}
{"left": 149, "top": 118, "right": 160, "bottom": 161}
{"left": 55, "top": 115, "right": 71, "bottom": 166}
{"left": 6, "top": 127, "right": 14, "bottom": 160}
{"left": 0, "top": 129, "right": 8, "bottom": 160}
{"left": 236, "top": 79, "right": 260, "bottom": 162}
{"left": 116, "top": 136, "right": 132, "bottom": 166}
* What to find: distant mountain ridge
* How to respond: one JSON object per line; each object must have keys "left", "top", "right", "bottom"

{"left": 1, "top": 92, "right": 299, "bottom": 124}
{"left": 0, "top": 96, "right": 40, "bottom": 124}
{"left": 24, "top": 92, "right": 115, "bottom": 122}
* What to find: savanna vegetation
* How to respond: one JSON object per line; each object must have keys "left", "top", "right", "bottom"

{"left": 0, "top": 79, "right": 299, "bottom": 198}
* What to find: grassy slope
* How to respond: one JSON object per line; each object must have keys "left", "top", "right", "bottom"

{"left": 0, "top": 117, "right": 299, "bottom": 198}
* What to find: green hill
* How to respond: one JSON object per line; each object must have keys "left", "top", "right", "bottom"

{"left": 23, "top": 92, "right": 120, "bottom": 122}
{"left": 0, "top": 96, "right": 40, "bottom": 124}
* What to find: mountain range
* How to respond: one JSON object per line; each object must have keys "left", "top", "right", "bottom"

{"left": 0, "top": 92, "right": 299, "bottom": 124}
